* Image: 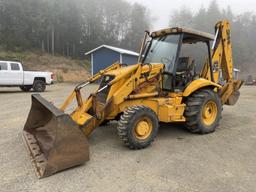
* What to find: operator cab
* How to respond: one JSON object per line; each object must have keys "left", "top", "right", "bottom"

{"left": 141, "top": 27, "right": 214, "bottom": 92}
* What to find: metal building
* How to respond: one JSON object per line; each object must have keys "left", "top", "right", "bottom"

{"left": 85, "top": 45, "right": 139, "bottom": 75}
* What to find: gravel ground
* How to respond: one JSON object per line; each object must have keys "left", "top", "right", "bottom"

{"left": 0, "top": 84, "right": 256, "bottom": 192}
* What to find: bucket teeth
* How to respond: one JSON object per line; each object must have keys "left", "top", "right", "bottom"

{"left": 23, "top": 131, "right": 47, "bottom": 177}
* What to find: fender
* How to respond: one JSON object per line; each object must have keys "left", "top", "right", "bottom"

{"left": 183, "top": 78, "right": 222, "bottom": 97}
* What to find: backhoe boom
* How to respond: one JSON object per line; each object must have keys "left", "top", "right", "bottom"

{"left": 202, "top": 20, "right": 243, "bottom": 105}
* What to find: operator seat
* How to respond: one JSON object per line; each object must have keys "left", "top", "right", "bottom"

{"left": 175, "top": 57, "right": 195, "bottom": 89}
{"left": 176, "top": 57, "right": 194, "bottom": 75}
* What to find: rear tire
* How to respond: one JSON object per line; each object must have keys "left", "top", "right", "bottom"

{"left": 117, "top": 105, "right": 159, "bottom": 149}
{"left": 33, "top": 80, "right": 46, "bottom": 92}
{"left": 20, "top": 85, "right": 32, "bottom": 92}
{"left": 184, "top": 89, "right": 222, "bottom": 134}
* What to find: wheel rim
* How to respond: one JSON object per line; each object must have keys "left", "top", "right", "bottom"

{"left": 202, "top": 100, "right": 218, "bottom": 126}
{"left": 134, "top": 117, "right": 153, "bottom": 140}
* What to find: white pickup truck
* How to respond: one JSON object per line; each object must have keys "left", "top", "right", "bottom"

{"left": 0, "top": 61, "right": 53, "bottom": 92}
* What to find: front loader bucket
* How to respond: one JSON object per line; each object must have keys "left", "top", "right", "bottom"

{"left": 23, "top": 94, "right": 89, "bottom": 178}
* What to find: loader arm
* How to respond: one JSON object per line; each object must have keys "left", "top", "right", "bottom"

{"left": 60, "top": 62, "right": 122, "bottom": 111}
{"left": 202, "top": 20, "right": 243, "bottom": 105}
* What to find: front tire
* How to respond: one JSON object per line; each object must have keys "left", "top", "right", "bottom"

{"left": 33, "top": 80, "right": 46, "bottom": 92}
{"left": 117, "top": 106, "right": 159, "bottom": 149}
{"left": 184, "top": 89, "right": 222, "bottom": 134}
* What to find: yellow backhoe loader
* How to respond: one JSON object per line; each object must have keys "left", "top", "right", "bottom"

{"left": 23, "top": 20, "right": 242, "bottom": 178}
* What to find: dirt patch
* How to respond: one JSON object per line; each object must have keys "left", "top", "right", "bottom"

{"left": 0, "top": 85, "right": 256, "bottom": 192}
{"left": 0, "top": 51, "right": 91, "bottom": 82}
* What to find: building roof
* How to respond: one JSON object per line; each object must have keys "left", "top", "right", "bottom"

{"left": 85, "top": 45, "right": 139, "bottom": 56}
{"left": 151, "top": 27, "right": 215, "bottom": 41}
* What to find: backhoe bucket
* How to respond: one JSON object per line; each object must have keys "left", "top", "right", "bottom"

{"left": 23, "top": 94, "right": 89, "bottom": 178}
{"left": 226, "top": 90, "right": 240, "bottom": 105}
{"left": 225, "top": 80, "right": 243, "bottom": 106}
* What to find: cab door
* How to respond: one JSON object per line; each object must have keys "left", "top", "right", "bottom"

{"left": 9, "top": 62, "right": 23, "bottom": 85}
{"left": 0, "top": 62, "right": 9, "bottom": 85}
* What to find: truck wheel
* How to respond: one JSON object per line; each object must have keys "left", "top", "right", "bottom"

{"left": 33, "top": 80, "right": 46, "bottom": 92}
{"left": 20, "top": 85, "right": 32, "bottom": 92}
{"left": 117, "top": 106, "right": 159, "bottom": 149}
{"left": 184, "top": 89, "right": 222, "bottom": 134}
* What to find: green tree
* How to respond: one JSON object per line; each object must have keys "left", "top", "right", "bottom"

{"left": 169, "top": 7, "right": 193, "bottom": 27}
{"left": 168, "top": 1, "right": 256, "bottom": 76}
{"left": 122, "top": 3, "right": 151, "bottom": 51}
{"left": 0, "top": 0, "right": 150, "bottom": 57}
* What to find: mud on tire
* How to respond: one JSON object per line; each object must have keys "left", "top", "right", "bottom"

{"left": 117, "top": 105, "right": 159, "bottom": 149}
{"left": 184, "top": 89, "right": 222, "bottom": 134}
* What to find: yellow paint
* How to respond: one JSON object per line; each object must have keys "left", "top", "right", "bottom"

{"left": 219, "top": 79, "right": 243, "bottom": 105}
{"left": 183, "top": 78, "right": 221, "bottom": 97}
{"left": 76, "top": 113, "right": 93, "bottom": 126}
{"left": 212, "top": 20, "right": 234, "bottom": 82}
{"left": 119, "top": 97, "right": 186, "bottom": 123}
{"left": 60, "top": 91, "right": 76, "bottom": 111}
{"left": 128, "top": 92, "right": 159, "bottom": 99}
{"left": 202, "top": 101, "right": 217, "bottom": 126}
{"left": 134, "top": 117, "right": 153, "bottom": 140}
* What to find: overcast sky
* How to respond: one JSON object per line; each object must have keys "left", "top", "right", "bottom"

{"left": 127, "top": 0, "right": 256, "bottom": 30}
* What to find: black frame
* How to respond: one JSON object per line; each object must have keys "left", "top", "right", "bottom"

{"left": 207, "top": 41, "right": 214, "bottom": 82}
{"left": 164, "top": 33, "right": 214, "bottom": 91}
{"left": 171, "top": 33, "right": 184, "bottom": 90}
{"left": 142, "top": 32, "right": 214, "bottom": 92}
{"left": 161, "top": 33, "right": 183, "bottom": 91}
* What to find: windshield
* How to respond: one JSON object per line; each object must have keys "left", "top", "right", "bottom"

{"left": 143, "top": 34, "right": 180, "bottom": 72}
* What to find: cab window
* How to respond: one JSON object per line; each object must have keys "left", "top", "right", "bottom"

{"left": 11, "top": 63, "right": 20, "bottom": 71}
{"left": 143, "top": 34, "right": 180, "bottom": 73}
{"left": 0, "top": 62, "right": 8, "bottom": 70}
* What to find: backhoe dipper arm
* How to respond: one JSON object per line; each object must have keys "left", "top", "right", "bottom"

{"left": 212, "top": 20, "right": 234, "bottom": 82}
{"left": 211, "top": 20, "right": 243, "bottom": 105}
